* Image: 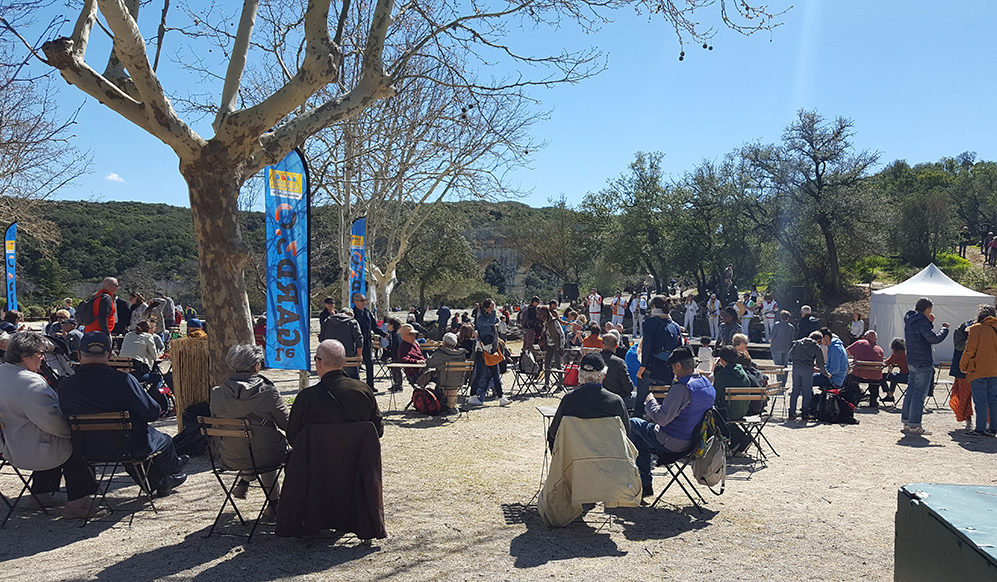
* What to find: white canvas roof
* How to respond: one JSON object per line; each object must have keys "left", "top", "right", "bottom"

{"left": 868, "top": 264, "right": 994, "bottom": 361}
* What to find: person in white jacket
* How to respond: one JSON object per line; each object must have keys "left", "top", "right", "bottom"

{"left": 706, "top": 293, "right": 722, "bottom": 340}
{"left": 760, "top": 294, "right": 779, "bottom": 342}
{"left": 0, "top": 332, "right": 98, "bottom": 518}
{"left": 683, "top": 296, "right": 699, "bottom": 338}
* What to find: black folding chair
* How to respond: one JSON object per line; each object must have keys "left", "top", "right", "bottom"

{"left": 198, "top": 416, "right": 284, "bottom": 540}
{"left": 726, "top": 387, "right": 777, "bottom": 464}
{"left": 68, "top": 411, "right": 159, "bottom": 527}
{"left": 0, "top": 451, "right": 52, "bottom": 528}
{"left": 650, "top": 409, "right": 725, "bottom": 512}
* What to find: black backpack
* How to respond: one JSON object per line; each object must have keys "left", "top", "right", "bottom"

{"left": 173, "top": 402, "right": 211, "bottom": 455}
{"left": 76, "top": 294, "right": 98, "bottom": 326}
{"left": 810, "top": 389, "right": 858, "bottom": 425}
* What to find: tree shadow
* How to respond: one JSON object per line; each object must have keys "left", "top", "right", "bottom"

{"left": 93, "top": 527, "right": 378, "bottom": 581}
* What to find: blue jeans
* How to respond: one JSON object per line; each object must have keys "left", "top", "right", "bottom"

{"left": 902, "top": 365, "right": 933, "bottom": 427}
{"left": 473, "top": 352, "right": 502, "bottom": 399}
{"left": 771, "top": 348, "right": 789, "bottom": 385}
{"left": 790, "top": 366, "right": 815, "bottom": 416}
{"left": 628, "top": 418, "right": 686, "bottom": 488}
{"left": 970, "top": 376, "right": 997, "bottom": 431}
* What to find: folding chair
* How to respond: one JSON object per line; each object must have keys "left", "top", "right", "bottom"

{"left": 726, "top": 387, "right": 777, "bottom": 464}
{"left": 68, "top": 411, "right": 159, "bottom": 527}
{"left": 649, "top": 409, "right": 724, "bottom": 512}
{"left": 0, "top": 451, "right": 52, "bottom": 528}
{"left": 649, "top": 385, "right": 670, "bottom": 400}
{"left": 198, "top": 416, "right": 284, "bottom": 540}
{"left": 509, "top": 353, "right": 544, "bottom": 399}
{"left": 344, "top": 355, "right": 362, "bottom": 380}
{"left": 439, "top": 361, "right": 476, "bottom": 419}
{"left": 930, "top": 362, "right": 954, "bottom": 410}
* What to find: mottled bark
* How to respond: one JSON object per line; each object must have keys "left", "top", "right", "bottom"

{"left": 181, "top": 149, "right": 254, "bottom": 384}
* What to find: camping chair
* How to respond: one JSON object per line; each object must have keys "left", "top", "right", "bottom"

{"left": 0, "top": 450, "right": 52, "bottom": 528}
{"left": 650, "top": 408, "right": 725, "bottom": 512}
{"left": 68, "top": 411, "right": 159, "bottom": 526}
{"left": 725, "top": 387, "right": 776, "bottom": 464}
{"left": 198, "top": 416, "right": 284, "bottom": 540}
{"left": 930, "top": 362, "right": 954, "bottom": 410}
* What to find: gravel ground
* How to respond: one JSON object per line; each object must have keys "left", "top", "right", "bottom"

{"left": 2, "top": 340, "right": 996, "bottom": 581}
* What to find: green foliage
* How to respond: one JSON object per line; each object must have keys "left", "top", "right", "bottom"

{"left": 934, "top": 252, "right": 972, "bottom": 279}
{"left": 25, "top": 305, "right": 46, "bottom": 319}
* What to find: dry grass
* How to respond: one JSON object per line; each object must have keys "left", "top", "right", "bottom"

{"left": 2, "top": 341, "right": 996, "bottom": 581}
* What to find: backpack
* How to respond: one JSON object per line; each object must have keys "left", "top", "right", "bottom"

{"left": 173, "top": 402, "right": 211, "bottom": 456}
{"left": 412, "top": 386, "right": 443, "bottom": 416}
{"left": 76, "top": 294, "right": 98, "bottom": 326}
{"left": 953, "top": 321, "right": 972, "bottom": 352}
{"left": 692, "top": 410, "right": 727, "bottom": 493}
{"left": 811, "top": 389, "right": 859, "bottom": 425}
{"left": 563, "top": 363, "right": 580, "bottom": 387}
{"left": 519, "top": 350, "right": 539, "bottom": 375}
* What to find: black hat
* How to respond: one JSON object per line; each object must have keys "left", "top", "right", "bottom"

{"left": 579, "top": 353, "right": 606, "bottom": 372}
{"left": 665, "top": 345, "right": 694, "bottom": 366}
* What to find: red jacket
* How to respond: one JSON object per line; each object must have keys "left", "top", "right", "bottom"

{"left": 84, "top": 290, "right": 116, "bottom": 334}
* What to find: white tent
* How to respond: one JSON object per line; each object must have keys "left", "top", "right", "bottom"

{"left": 868, "top": 263, "right": 995, "bottom": 362}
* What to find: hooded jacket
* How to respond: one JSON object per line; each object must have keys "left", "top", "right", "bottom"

{"left": 904, "top": 310, "right": 949, "bottom": 368}
{"left": 209, "top": 373, "right": 290, "bottom": 470}
{"left": 789, "top": 336, "right": 826, "bottom": 373}
{"left": 319, "top": 313, "right": 364, "bottom": 356}
{"left": 960, "top": 316, "right": 997, "bottom": 381}
{"left": 825, "top": 336, "right": 849, "bottom": 386}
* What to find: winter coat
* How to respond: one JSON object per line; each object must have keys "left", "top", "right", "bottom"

{"left": 542, "top": 318, "right": 566, "bottom": 351}
{"left": 424, "top": 346, "right": 468, "bottom": 388}
{"left": 118, "top": 331, "right": 160, "bottom": 371}
{"left": 209, "top": 373, "right": 290, "bottom": 470}
{"left": 960, "top": 316, "right": 997, "bottom": 381}
{"left": 789, "top": 337, "right": 826, "bottom": 373}
{"left": 0, "top": 363, "right": 72, "bottom": 471}
{"left": 318, "top": 313, "right": 364, "bottom": 356}
{"left": 712, "top": 363, "right": 752, "bottom": 421}
{"left": 903, "top": 310, "right": 948, "bottom": 368}
{"left": 797, "top": 315, "right": 821, "bottom": 339}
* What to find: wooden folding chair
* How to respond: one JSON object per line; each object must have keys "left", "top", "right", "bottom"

{"left": 343, "top": 355, "right": 362, "bottom": 379}
{"left": 440, "top": 361, "right": 476, "bottom": 419}
{"left": 68, "top": 411, "right": 159, "bottom": 527}
{"left": 106, "top": 356, "right": 136, "bottom": 374}
{"left": 198, "top": 416, "right": 284, "bottom": 540}
{"left": 0, "top": 450, "right": 52, "bottom": 528}
{"left": 726, "top": 387, "right": 775, "bottom": 464}
{"left": 650, "top": 385, "right": 670, "bottom": 400}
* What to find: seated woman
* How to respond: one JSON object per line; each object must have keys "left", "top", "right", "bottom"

{"left": 393, "top": 323, "right": 425, "bottom": 389}
{"left": 118, "top": 320, "right": 162, "bottom": 384}
{"left": 882, "top": 337, "right": 908, "bottom": 404}
{"left": 209, "top": 344, "right": 289, "bottom": 521}
{"left": 712, "top": 345, "right": 752, "bottom": 422}
{"left": 582, "top": 324, "right": 603, "bottom": 349}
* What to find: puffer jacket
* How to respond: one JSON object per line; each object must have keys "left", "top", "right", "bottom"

{"left": 904, "top": 310, "right": 948, "bottom": 368}
{"left": 960, "top": 316, "right": 997, "bottom": 381}
{"left": 209, "top": 373, "right": 290, "bottom": 470}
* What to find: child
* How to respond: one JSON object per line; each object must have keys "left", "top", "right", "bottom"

{"left": 882, "top": 337, "right": 907, "bottom": 404}
{"left": 696, "top": 336, "right": 714, "bottom": 374}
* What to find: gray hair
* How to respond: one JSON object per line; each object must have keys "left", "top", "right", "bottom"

{"left": 316, "top": 339, "right": 346, "bottom": 369}
{"left": 340, "top": 308, "right": 355, "bottom": 318}
{"left": 442, "top": 332, "right": 458, "bottom": 347}
{"left": 863, "top": 330, "right": 877, "bottom": 340}
{"left": 577, "top": 368, "right": 607, "bottom": 386}
{"left": 225, "top": 344, "right": 264, "bottom": 373}
{"left": 6, "top": 332, "right": 53, "bottom": 364}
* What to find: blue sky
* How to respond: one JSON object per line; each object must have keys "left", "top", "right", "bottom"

{"left": 40, "top": 0, "right": 997, "bottom": 209}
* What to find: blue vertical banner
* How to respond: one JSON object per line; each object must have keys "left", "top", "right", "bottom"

{"left": 264, "top": 150, "right": 310, "bottom": 371}
{"left": 348, "top": 217, "right": 366, "bottom": 309}
{"left": 4, "top": 222, "right": 16, "bottom": 312}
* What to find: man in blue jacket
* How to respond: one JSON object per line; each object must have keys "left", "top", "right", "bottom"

{"left": 59, "top": 332, "right": 188, "bottom": 497}
{"left": 813, "top": 328, "right": 848, "bottom": 388}
{"left": 635, "top": 296, "right": 683, "bottom": 413}
{"left": 902, "top": 297, "right": 949, "bottom": 436}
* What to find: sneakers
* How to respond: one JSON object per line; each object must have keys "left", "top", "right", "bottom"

{"left": 232, "top": 479, "right": 250, "bottom": 499}
{"left": 499, "top": 396, "right": 511, "bottom": 407}
{"left": 467, "top": 395, "right": 483, "bottom": 406}
{"left": 906, "top": 426, "right": 931, "bottom": 436}
{"left": 156, "top": 473, "right": 188, "bottom": 497}
{"left": 967, "top": 429, "right": 988, "bottom": 437}
{"left": 986, "top": 429, "right": 997, "bottom": 437}
{"left": 788, "top": 412, "right": 797, "bottom": 421}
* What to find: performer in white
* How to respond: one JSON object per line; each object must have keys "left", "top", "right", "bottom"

{"left": 706, "top": 293, "right": 722, "bottom": 339}
{"left": 683, "top": 296, "right": 699, "bottom": 338}
{"left": 587, "top": 289, "right": 603, "bottom": 327}
{"left": 610, "top": 291, "right": 626, "bottom": 328}
{"left": 760, "top": 293, "right": 779, "bottom": 342}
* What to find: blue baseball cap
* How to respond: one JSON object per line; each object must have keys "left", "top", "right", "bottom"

{"left": 81, "top": 331, "right": 111, "bottom": 354}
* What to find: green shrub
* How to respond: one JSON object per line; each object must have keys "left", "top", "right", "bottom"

{"left": 934, "top": 252, "right": 972, "bottom": 280}
{"left": 25, "top": 305, "right": 46, "bottom": 320}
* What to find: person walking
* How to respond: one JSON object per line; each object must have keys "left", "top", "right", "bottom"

{"left": 959, "top": 303, "right": 997, "bottom": 437}
{"left": 902, "top": 297, "right": 949, "bottom": 436}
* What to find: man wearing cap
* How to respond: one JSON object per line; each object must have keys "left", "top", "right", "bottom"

{"left": 58, "top": 332, "right": 188, "bottom": 497}
{"left": 547, "top": 353, "right": 629, "bottom": 451}
{"left": 187, "top": 319, "right": 207, "bottom": 338}
{"left": 628, "top": 346, "right": 716, "bottom": 498}
{"left": 59, "top": 318, "right": 83, "bottom": 356}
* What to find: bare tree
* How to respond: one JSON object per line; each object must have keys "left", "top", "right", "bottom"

{"left": 32, "top": 0, "right": 784, "bottom": 381}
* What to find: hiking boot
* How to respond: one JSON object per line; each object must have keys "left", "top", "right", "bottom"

{"left": 156, "top": 473, "right": 188, "bottom": 497}
{"left": 232, "top": 479, "right": 250, "bottom": 499}
{"left": 499, "top": 396, "right": 511, "bottom": 407}
{"left": 467, "top": 395, "right": 483, "bottom": 406}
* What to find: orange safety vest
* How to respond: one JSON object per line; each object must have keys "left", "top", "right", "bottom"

{"left": 84, "top": 290, "right": 117, "bottom": 333}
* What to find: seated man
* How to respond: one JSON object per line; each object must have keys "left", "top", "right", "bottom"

{"left": 286, "top": 339, "right": 383, "bottom": 447}
{"left": 58, "top": 332, "right": 188, "bottom": 497}
{"left": 419, "top": 332, "right": 467, "bottom": 410}
{"left": 389, "top": 323, "right": 425, "bottom": 392}
{"left": 598, "top": 333, "right": 634, "bottom": 406}
{"left": 0, "top": 332, "right": 98, "bottom": 518}
{"left": 846, "top": 330, "right": 886, "bottom": 408}
{"left": 59, "top": 318, "right": 84, "bottom": 357}
{"left": 547, "top": 354, "right": 629, "bottom": 451}
{"left": 628, "top": 346, "right": 716, "bottom": 498}
{"left": 187, "top": 319, "right": 207, "bottom": 338}
{"left": 813, "top": 327, "right": 848, "bottom": 389}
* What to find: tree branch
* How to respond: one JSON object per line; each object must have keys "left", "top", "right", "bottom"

{"left": 213, "top": 0, "right": 260, "bottom": 132}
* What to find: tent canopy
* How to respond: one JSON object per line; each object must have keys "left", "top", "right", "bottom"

{"left": 868, "top": 264, "right": 994, "bottom": 362}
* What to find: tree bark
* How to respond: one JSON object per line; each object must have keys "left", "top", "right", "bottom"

{"left": 815, "top": 216, "right": 842, "bottom": 293}
{"left": 181, "top": 152, "right": 255, "bottom": 385}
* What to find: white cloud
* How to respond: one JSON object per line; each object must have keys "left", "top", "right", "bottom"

{"left": 105, "top": 173, "right": 127, "bottom": 184}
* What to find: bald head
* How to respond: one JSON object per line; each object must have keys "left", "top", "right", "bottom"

{"left": 315, "top": 339, "right": 346, "bottom": 375}
{"left": 101, "top": 277, "right": 119, "bottom": 293}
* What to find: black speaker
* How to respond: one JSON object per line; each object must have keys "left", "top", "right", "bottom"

{"left": 789, "top": 286, "right": 808, "bottom": 309}
{"left": 563, "top": 283, "right": 579, "bottom": 301}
